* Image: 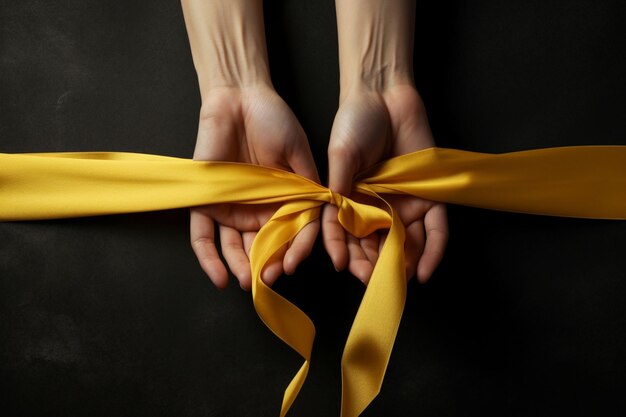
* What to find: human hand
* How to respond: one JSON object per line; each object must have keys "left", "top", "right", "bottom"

{"left": 181, "top": 0, "right": 319, "bottom": 290}
{"left": 190, "top": 85, "right": 319, "bottom": 290}
{"left": 323, "top": 84, "right": 448, "bottom": 284}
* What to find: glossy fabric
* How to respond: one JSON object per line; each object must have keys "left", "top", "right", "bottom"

{"left": 1, "top": 146, "right": 625, "bottom": 416}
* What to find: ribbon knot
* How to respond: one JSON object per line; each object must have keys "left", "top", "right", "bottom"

{"left": 328, "top": 189, "right": 343, "bottom": 207}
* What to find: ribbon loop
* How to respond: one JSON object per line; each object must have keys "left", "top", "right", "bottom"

{"left": 336, "top": 195, "right": 391, "bottom": 238}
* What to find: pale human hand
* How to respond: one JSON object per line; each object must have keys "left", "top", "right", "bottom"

{"left": 323, "top": 84, "right": 448, "bottom": 284}
{"left": 190, "top": 85, "right": 319, "bottom": 290}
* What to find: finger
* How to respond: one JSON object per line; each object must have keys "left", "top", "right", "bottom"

{"left": 241, "top": 230, "right": 287, "bottom": 287}
{"left": 284, "top": 220, "right": 319, "bottom": 275}
{"left": 322, "top": 204, "right": 348, "bottom": 271}
{"left": 360, "top": 233, "right": 380, "bottom": 265}
{"left": 417, "top": 203, "right": 449, "bottom": 284}
{"left": 404, "top": 220, "right": 425, "bottom": 281}
{"left": 205, "top": 204, "right": 278, "bottom": 232}
{"left": 262, "top": 243, "right": 287, "bottom": 286}
{"left": 386, "top": 194, "right": 430, "bottom": 226}
{"left": 190, "top": 208, "right": 229, "bottom": 289}
{"left": 219, "top": 225, "right": 252, "bottom": 291}
{"left": 242, "top": 231, "right": 256, "bottom": 258}
{"left": 287, "top": 136, "right": 321, "bottom": 183}
{"left": 347, "top": 234, "right": 374, "bottom": 285}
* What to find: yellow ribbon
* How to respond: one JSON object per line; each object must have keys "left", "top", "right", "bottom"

{"left": 1, "top": 146, "right": 625, "bottom": 416}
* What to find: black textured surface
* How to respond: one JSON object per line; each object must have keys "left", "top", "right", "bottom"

{"left": 1, "top": 1, "right": 625, "bottom": 416}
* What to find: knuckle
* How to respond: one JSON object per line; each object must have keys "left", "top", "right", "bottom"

{"left": 191, "top": 236, "right": 211, "bottom": 248}
{"left": 327, "top": 142, "right": 355, "bottom": 160}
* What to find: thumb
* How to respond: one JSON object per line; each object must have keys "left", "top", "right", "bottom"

{"left": 285, "top": 128, "right": 320, "bottom": 184}
{"left": 327, "top": 141, "right": 360, "bottom": 197}
{"left": 327, "top": 94, "right": 390, "bottom": 195}
{"left": 193, "top": 105, "right": 238, "bottom": 162}
{"left": 324, "top": 135, "right": 358, "bottom": 274}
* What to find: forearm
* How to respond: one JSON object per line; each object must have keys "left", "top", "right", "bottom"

{"left": 180, "top": 0, "right": 271, "bottom": 100}
{"left": 335, "top": 0, "right": 415, "bottom": 101}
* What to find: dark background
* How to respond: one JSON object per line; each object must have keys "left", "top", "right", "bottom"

{"left": 1, "top": 1, "right": 625, "bottom": 416}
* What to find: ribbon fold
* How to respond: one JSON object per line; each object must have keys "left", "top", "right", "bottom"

{"left": 1, "top": 146, "right": 625, "bottom": 416}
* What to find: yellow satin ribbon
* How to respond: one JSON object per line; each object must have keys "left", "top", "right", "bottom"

{"left": 1, "top": 146, "right": 625, "bottom": 416}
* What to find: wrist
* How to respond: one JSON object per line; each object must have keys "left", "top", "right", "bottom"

{"left": 181, "top": 0, "right": 272, "bottom": 99}
{"left": 195, "top": 25, "right": 272, "bottom": 94}
{"left": 339, "top": 68, "right": 414, "bottom": 105}
{"left": 197, "top": 60, "right": 272, "bottom": 98}
{"left": 335, "top": 0, "right": 416, "bottom": 103}
{"left": 198, "top": 83, "right": 277, "bottom": 119}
